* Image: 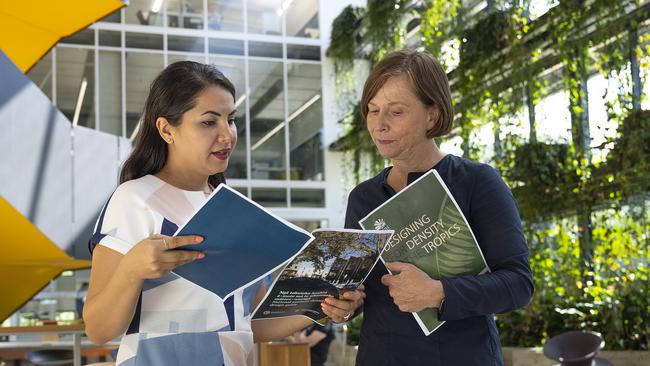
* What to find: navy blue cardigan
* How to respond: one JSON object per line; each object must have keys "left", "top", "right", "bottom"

{"left": 344, "top": 154, "right": 534, "bottom": 366}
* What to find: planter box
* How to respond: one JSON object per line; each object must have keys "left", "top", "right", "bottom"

{"left": 503, "top": 347, "right": 650, "bottom": 366}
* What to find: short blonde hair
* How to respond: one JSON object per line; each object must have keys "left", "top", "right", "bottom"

{"left": 360, "top": 49, "right": 454, "bottom": 138}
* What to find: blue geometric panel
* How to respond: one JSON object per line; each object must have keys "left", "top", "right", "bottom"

{"left": 242, "top": 279, "right": 263, "bottom": 316}
{"left": 0, "top": 50, "right": 29, "bottom": 110}
{"left": 161, "top": 218, "right": 179, "bottom": 236}
{"left": 134, "top": 332, "right": 224, "bottom": 366}
{"left": 224, "top": 296, "right": 235, "bottom": 331}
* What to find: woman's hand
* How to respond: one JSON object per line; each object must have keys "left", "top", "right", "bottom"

{"left": 381, "top": 262, "right": 445, "bottom": 312}
{"left": 292, "top": 330, "right": 308, "bottom": 343}
{"left": 321, "top": 284, "right": 366, "bottom": 323}
{"left": 120, "top": 234, "right": 205, "bottom": 282}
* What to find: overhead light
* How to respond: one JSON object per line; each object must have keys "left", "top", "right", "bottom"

{"left": 287, "top": 93, "right": 320, "bottom": 122}
{"left": 251, "top": 120, "right": 285, "bottom": 151}
{"left": 276, "top": 0, "right": 294, "bottom": 16}
{"left": 151, "top": 0, "right": 163, "bottom": 13}
{"left": 72, "top": 78, "right": 88, "bottom": 128}
{"left": 235, "top": 94, "right": 246, "bottom": 109}
{"left": 251, "top": 93, "right": 320, "bottom": 151}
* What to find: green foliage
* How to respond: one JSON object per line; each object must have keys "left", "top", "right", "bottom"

{"left": 346, "top": 314, "right": 363, "bottom": 346}
{"left": 606, "top": 109, "right": 650, "bottom": 197}
{"left": 459, "top": 11, "right": 513, "bottom": 68}
{"left": 420, "top": 0, "right": 459, "bottom": 68}
{"left": 331, "top": 102, "right": 386, "bottom": 183}
{"left": 506, "top": 142, "right": 578, "bottom": 219}
{"left": 327, "top": 5, "right": 364, "bottom": 73}
{"left": 365, "top": 0, "right": 409, "bottom": 62}
{"left": 328, "top": 0, "right": 650, "bottom": 350}
{"left": 498, "top": 210, "right": 649, "bottom": 350}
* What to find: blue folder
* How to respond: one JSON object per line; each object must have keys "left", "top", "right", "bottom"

{"left": 172, "top": 185, "right": 313, "bottom": 299}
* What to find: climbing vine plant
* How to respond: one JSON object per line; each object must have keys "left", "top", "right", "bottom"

{"left": 328, "top": 0, "right": 649, "bottom": 350}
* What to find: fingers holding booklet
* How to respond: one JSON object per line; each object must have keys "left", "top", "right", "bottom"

{"left": 321, "top": 284, "right": 366, "bottom": 323}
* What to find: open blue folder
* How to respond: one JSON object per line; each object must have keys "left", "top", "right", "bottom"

{"left": 172, "top": 184, "right": 313, "bottom": 299}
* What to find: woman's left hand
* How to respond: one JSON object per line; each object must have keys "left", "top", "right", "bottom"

{"left": 321, "top": 284, "right": 366, "bottom": 323}
{"left": 381, "top": 262, "right": 445, "bottom": 313}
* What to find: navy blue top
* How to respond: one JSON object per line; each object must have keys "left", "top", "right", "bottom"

{"left": 344, "top": 154, "right": 534, "bottom": 366}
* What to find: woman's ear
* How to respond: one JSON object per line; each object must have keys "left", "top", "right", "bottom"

{"left": 156, "top": 117, "right": 174, "bottom": 144}
{"left": 426, "top": 105, "right": 439, "bottom": 131}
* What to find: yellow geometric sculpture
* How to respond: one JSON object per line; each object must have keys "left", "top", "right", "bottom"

{"left": 0, "top": 0, "right": 124, "bottom": 72}
{"left": 0, "top": 196, "right": 91, "bottom": 322}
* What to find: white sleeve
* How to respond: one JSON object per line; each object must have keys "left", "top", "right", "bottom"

{"left": 90, "top": 183, "right": 156, "bottom": 255}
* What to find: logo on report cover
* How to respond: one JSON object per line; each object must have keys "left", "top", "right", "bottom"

{"left": 374, "top": 218, "right": 390, "bottom": 231}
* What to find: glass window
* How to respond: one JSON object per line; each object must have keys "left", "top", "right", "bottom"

{"left": 439, "top": 135, "right": 464, "bottom": 156}
{"left": 168, "top": 53, "right": 205, "bottom": 64}
{"left": 287, "top": 63, "right": 323, "bottom": 181}
{"left": 125, "top": 0, "right": 164, "bottom": 26}
{"left": 99, "top": 51, "right": 122, "bottom": 136}
{"left": 231, "top": 186, "right": 248, "bottom": 197}
{"left": 60, "top": 29, "right": 94, "bottom": 45}
{"left": 469, "top": 122, "right": 495, "bottom": 163}
{"left": 291, "top": 189, "right": 324, "bottom": 207}
{"left": 209, "top": 38, "right": 244, "bottom": 56}
{"left": 285, "top": 0, "right": 319, "bottom": 38}
{"left": 440, "top": 38, "right": 460, "bottom": 72}
{"left": 125, "top": 52, "right": 164, "bottom": 137}
{"left": 26, "top": 50, "right": 52, "bottom": 100}
{"left": 211, "top": 57, "right": 247, "bottom": 179}
{"left": 6, "top": 270, "right": 90, "bottom": 326}
{"left": 208, "top": 0, "right": 243, "bottom": 32}
{"left": 587, "top": 73, "right": 622, "bottom": 162}
{"left": 56, "top": 47, "right": 95, "bottom": 128}
{"left": 99, "top": 30, "right": 121, "bottom": 47}
{"left": 249, "top": 60, "right": 286, "bottom": 180}
{"left": 287, "top": 44, "right": 320, "bottom": 61}
{"left": 497, "top": 107, "right": 530, "bottom": 142}
{"left": 251, "top": 188, "right": 287, "bottom": 207}
{"left": 528, "top": 0, "right": 560, "bottom": 20}
{"left": 126, "top": 32, "right": 164, "bottom": 50}
{"left": 290, "top": 220, "right": 325, "bottom": 232}
{"left": 642, "top": 65, "right": 650, "bottom": 110}
{"left": 249, "top": 41, "right": 282, "bottom": 59}
{"left": 167, "top": 0, "right": 204, "bottom": 29}
{"left": 535, "top": 90, "right": 572, "bottom": 143}
{"left": 247, "top": 0, "right": 282, "bottom": 36}
{"left": 99, "top": 8, "right": 121, "bottom": 23}
{"left": 168, "top": 35, "right": 205, "bottom": 52}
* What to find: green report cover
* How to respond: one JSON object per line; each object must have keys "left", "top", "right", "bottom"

{"left": 359, "top": 169, "right": 490, "bottom": 335}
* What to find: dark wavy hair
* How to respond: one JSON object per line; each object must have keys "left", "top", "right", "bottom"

{"left": 120, "top": 61, "right": 236, "bottom": 187}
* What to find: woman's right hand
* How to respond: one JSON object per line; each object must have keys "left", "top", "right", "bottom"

{"left": 120, "top": 234, "right": 205, "bottom": 281}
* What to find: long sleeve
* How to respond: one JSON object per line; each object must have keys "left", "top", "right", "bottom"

{"left": 438, "top": 165, "right": 534, "bottom": 321}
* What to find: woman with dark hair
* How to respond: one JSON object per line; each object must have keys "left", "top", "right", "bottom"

{"left": 344, "top": 49, "right": 534, "bottom": 365}
{"left": 83, "top": 61, "right": 363, "bottom": 365}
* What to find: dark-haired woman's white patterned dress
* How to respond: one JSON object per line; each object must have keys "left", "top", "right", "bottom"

{"left": 90, "top": 175, "right": 262, "bottom": 366}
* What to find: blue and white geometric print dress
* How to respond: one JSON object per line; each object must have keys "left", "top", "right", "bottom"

{"left": 90, "top": 175, "right": 262, "bottom": 366}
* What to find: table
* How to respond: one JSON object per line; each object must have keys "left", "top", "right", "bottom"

{"left": 259, "top": 342, "right": 311, "bottom": 366}
{"left": 0, "top": 325, "right": 116, "bottom": 366}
